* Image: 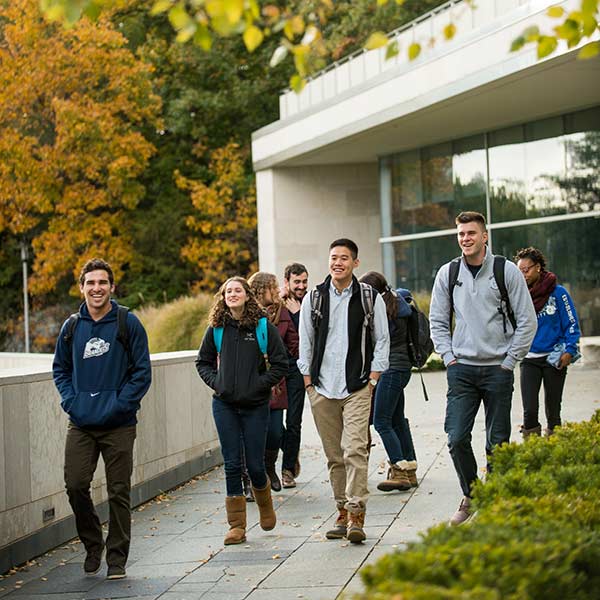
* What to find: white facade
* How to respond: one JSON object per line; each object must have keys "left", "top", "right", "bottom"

{"left": 252, "top": 0, "right": 600, "bottom": 283}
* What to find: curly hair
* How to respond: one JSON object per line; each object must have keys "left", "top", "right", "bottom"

{"left": 248, "top": 271, "right": 283, "bottom": 325}
{"left": 358, "top": 271, "right": 397, "bottom": 321}
{"left": 79, "top": 258, "right": 114, "bottom": 286}
{"left": 514, "top": 247, "right": 547, "bottom": 271}
{"left": 208, "top": 276, "right": 265, "bottom": 329}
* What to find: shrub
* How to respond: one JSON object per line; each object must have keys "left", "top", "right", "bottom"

{"left": 357, "top": 411, "right": 600, "bottom": 600}
{"left": 136, "top": 294, "right": 213, "bottom": 353}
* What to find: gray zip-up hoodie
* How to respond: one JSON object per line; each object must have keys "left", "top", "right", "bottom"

{"left": 430, "top": 247, "right": 537, "bottom": 370}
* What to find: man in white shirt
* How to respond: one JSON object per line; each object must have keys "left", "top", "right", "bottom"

{"left": 298, "top": 239, "right": 389, "bottom": 543}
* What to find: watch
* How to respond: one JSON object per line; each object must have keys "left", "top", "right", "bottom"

{"left": 369, "top": 378, "right": 378, "bottom": 387}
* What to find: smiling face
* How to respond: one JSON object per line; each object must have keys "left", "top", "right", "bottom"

{"left": 224, "top": 280, "right": 248, "bottom": 314}
{"left": 457, "top": 221, "right": 488, "bottom": 265}
{"left": 286, "top": 271, "right": 308, "bottom": 301}
{"left": 80, "top": 269, "right": 114, "bottom": 317}
{"left": 329, "top": 246, "right": 359, "bottom": 288}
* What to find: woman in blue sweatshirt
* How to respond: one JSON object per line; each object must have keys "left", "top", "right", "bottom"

{"left": 515, "top": 247, "right": 581, "bottom": 437}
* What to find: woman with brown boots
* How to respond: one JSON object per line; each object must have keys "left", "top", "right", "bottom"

{"left": 196, "top": 277, "right": 288, "bottom": 544}
{"left": 248, "top": 272, "right": 299, "bottom": 492}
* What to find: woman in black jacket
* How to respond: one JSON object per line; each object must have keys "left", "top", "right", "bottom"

{"left": 196, "top": 276, "right": 288, "bottom": 545}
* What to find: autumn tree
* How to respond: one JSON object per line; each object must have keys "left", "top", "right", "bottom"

{"left": 176, "top": 142, "right": 257, "bottom": 290}
{"left": 0, "top": 0, "right": 161, "bottom": 295}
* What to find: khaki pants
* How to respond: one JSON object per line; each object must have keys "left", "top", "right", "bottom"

{"left": 308, "top": 385, "right": 371, "bottom": 513}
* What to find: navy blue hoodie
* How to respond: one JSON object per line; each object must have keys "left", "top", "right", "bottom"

{"left": 53, "top": 300, "right": 152, "bottom": 429}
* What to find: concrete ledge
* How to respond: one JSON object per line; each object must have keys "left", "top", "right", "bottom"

{"left": 0, "top": 447, "right": 222, "bottom": 574}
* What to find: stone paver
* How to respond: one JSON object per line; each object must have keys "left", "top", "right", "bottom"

{"left": 1, "top": 365, "right": 597, "bottom": 599}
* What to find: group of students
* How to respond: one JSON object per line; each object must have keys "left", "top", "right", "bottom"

{"left": 51, "top": 210, "right": 581, "bottom": 579}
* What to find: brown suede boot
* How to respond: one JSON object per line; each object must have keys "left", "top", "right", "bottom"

{"left": 224, "top": 496, "right": 247, "bottom": 545}
{"left": 346, "top": 511, "right": 366, "bottom": 544}
{"left": 520, "top": 424, "right": 542, "bottom": 439}
{"left": 252, "top": 480, "right": 277, "bottom": 531}
{"left": 405, "top": 460, "right": 418, "bottom": 488}
{"left": 265, "top": 449, "right": 282, "bottom": 492}
{"left": 377, "top": 461, "right": 411, "bottom": 492}
{"left": 325, "top": 507, "right": 348, "bottom": 540}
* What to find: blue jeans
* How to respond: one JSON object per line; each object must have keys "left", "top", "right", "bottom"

{"left": 282, "top": 364, "right": 305, "bottom": 471}
{"left": 445, "top": 363, "right": 513, "bottom": 497}
{"left": 373, "top": 369, "right": 416, "bottom": 464}
{"left": 212, "top": 397, "right": 269, "bottom": 496}
{"left": 266, "top": 408, "right": 284, "bottom": 451}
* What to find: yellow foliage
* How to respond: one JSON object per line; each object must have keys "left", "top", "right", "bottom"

{"left": 0, "top": 0, "right": 161, "bottom": 296}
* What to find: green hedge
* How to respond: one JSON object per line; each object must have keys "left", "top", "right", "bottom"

{"left": 358, "top": 411, "right": 600, "bottom": 600}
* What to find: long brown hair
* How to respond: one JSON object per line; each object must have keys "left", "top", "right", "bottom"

{"left": 358, "top": 271, "right": 397, "bottom": 320}
{"left": 248, "top": 271, "right": 283, "bottom": 325}
{"left": 208, "top": 276, "right": 265, "bottom": 329}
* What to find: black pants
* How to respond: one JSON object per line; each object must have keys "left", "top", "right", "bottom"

{"left": 64, "top": 423, "right": 136, "bottom": 568}
{"left": 520, "top": 356, "right": 567, "bottom": 431}
{"left": 282, "top": 364, "right": 305, "bottom": 472}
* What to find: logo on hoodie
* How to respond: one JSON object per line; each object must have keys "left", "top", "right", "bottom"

{"left": 83, "top": 337, "right": 110, "bottom": 359}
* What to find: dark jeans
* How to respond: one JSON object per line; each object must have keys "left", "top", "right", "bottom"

{"left": 212, "top": 397, "right": 269, "bottom": 496}
{"left": 373, "top": 369, "right": 416, "bottom": 463}
{"left": 444, "top": 363, "right": 513, "bottom": 497}
{"left": 266, "top": 408, "right": 284, "bottom": 451}
{"left": 520, "top": 356, "right": 567, "bottom": 431}
{"left": 64, "top": 423, "right": 136, "bottom": 568}
{"left": 282, "top": 364, "right": 305, "bottom": 472}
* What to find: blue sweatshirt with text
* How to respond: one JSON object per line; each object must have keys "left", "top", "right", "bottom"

{"left": 529, "top": 285, "right": 581, "bottom": 356}
{"left": 53, "top": 300, "right": 152, "bottom": 429}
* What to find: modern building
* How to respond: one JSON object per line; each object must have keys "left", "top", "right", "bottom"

{"left": 251, "top": 0, "right": 600, "bottom": 335}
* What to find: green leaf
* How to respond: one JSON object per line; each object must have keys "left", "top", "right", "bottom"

{"left": 193, "top": 23, "right": 212, "bottom": 50}
{"left": 523, "top": 25, "right": 540, "bottom": 42}
{"left": 537, "top": 35, "right": 558, "bottom": 59}
{"left": 83, "top": 1, "right": 102, "bottom": 21}
{"left": 168, "top": 4, "right": 192, "bottom": 30}
{"left": 176, "top": 23, "right": 197, "bottom": 43}
{"left": 547, "top": 5, "right": 565, "bottom": 18}
{"left": 408, "top": 42, "right": 421, "bottom": 60}
{"left": 377, "top": 0, "right": 389, "bottom": 5}
{"left": 443, "top": 23, "right": 456, "bottom": 40}
{"left": 385, "top": 40, "right": 399, "bottom": 60}
{"left": 150, "top": 0, "right": 172, "bottom": 16}
{"left": 554, "top": 19, "right": 580, "bottom": 41}
{"left": 582, "top": 0, "right": 598, "bottom": 15}
{"left": 578, "top": 41, "right": 600, "bottom": 59}
{"left": 510, "top": 35, "right": 526, "bottom": 52}
{"left": 269, "top": 45, "right": 288, "bottom": 68}
{"left": 290, "top": 74, "right": 306, "bottom": 93}
{"left": 365, "top": 31, "right": 389, "bottom": 50}
{"left": 243, "top": 25, "right": 264, "bottom": 52}
{"left": 582, "top": 13, "right": 597, "bottom": 36}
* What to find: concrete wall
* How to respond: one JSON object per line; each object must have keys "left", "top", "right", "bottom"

{"left": 0, "top": 351, "right": 220, "bottom": 573}
{"left": 256, "top": 163, "right": 382, "bottom": 282}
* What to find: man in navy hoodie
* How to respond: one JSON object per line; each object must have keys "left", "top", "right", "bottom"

{"left": 53, "top": 259, "right": 151, "bottom": 580}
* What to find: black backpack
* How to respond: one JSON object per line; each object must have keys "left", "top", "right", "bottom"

{"left": 398, "top": 289, "right": 434, "bottom": 402}
{"left": 448, "top": 255, "right": 516, "bottom": 333}
{"left": 63, "top": 305, "right": 132, "bottom": 368}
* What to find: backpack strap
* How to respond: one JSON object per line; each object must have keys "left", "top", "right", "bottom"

{"left": 310, "top": 288, "right": 324, "bottom": 329}
{"left": 63, "top": 313, "right": 80, "bottom": 346}
{"left": 213, "top": 326, "right": 224, "bottom": 354}
{"left": 359, "top": 283, "right": 375, "bottom": 336}
{"left": 493, "top": 256, "right": 517, "bottom": 333}
{"left": 255, "top": 317, "right": 268, "bottom": 356}
{"left": 448, "top": 258, "right": 461, "bottom": 330}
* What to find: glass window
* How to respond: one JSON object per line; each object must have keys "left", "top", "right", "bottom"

{"left": 390, "top": 135, "right": 487, "bottom": 236}
{"left": 494, "top": 218, "right": 600, "bottom": 335}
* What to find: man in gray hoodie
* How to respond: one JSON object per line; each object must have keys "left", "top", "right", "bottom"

{"left": 430, "top": 212, "right": 536, "bottom": 526}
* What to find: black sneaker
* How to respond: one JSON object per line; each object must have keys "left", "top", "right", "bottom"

{"left": 107, "top": 565, "right": 126, "bottom": 580}
{"left": 83, "top": 548, "right": 103, "bottom": 576}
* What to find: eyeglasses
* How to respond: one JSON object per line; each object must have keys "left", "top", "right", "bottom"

{"left": 519, "top": 264, "right": 538, "bottom": 274}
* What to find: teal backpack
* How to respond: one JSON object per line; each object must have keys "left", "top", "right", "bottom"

{"left": 213, "top": 316, "right": 269, "bottom": 357}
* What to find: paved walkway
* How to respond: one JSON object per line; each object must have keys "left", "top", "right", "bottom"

{"left": 1, "top": 365, "right": 598, "bottom": 600}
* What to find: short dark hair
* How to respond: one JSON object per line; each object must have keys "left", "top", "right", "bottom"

{"left": 79, "top": 258, "right": 114, "bottom": 286}
{"left": 329, "top": 238, "right": 359, "bottom": 260}
{"left": 514, "top": 247, "right": 547, "bottom": 271}
{"left": 284, "top": 263, "right": 308, "bottom": 280}
{"left": 455, "top": 211, "right": 487, "bottom": 230}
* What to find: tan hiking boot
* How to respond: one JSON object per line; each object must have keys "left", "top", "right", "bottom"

{"left": 325, "top": 507, "right": 348, "bottom": 540}
{"left": 281, "top": 468, "right": 296, "bottom": 488}
{"left": 224, "top": 495, "right": 247, "bottom": 545}
{"left": 405, "top": 460, "right": 418, "bottom": 487}
{"left": 449, "top": 496, "right": 473, "bottom": 526}
{"left": 377, "top": 461, "right": 411, "bottom": 492}
{"left": 252, "top": 480, "right": 277, "bottom": 531}
{"left": 346, "top": 511, "right": 366, "bottom": 544}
